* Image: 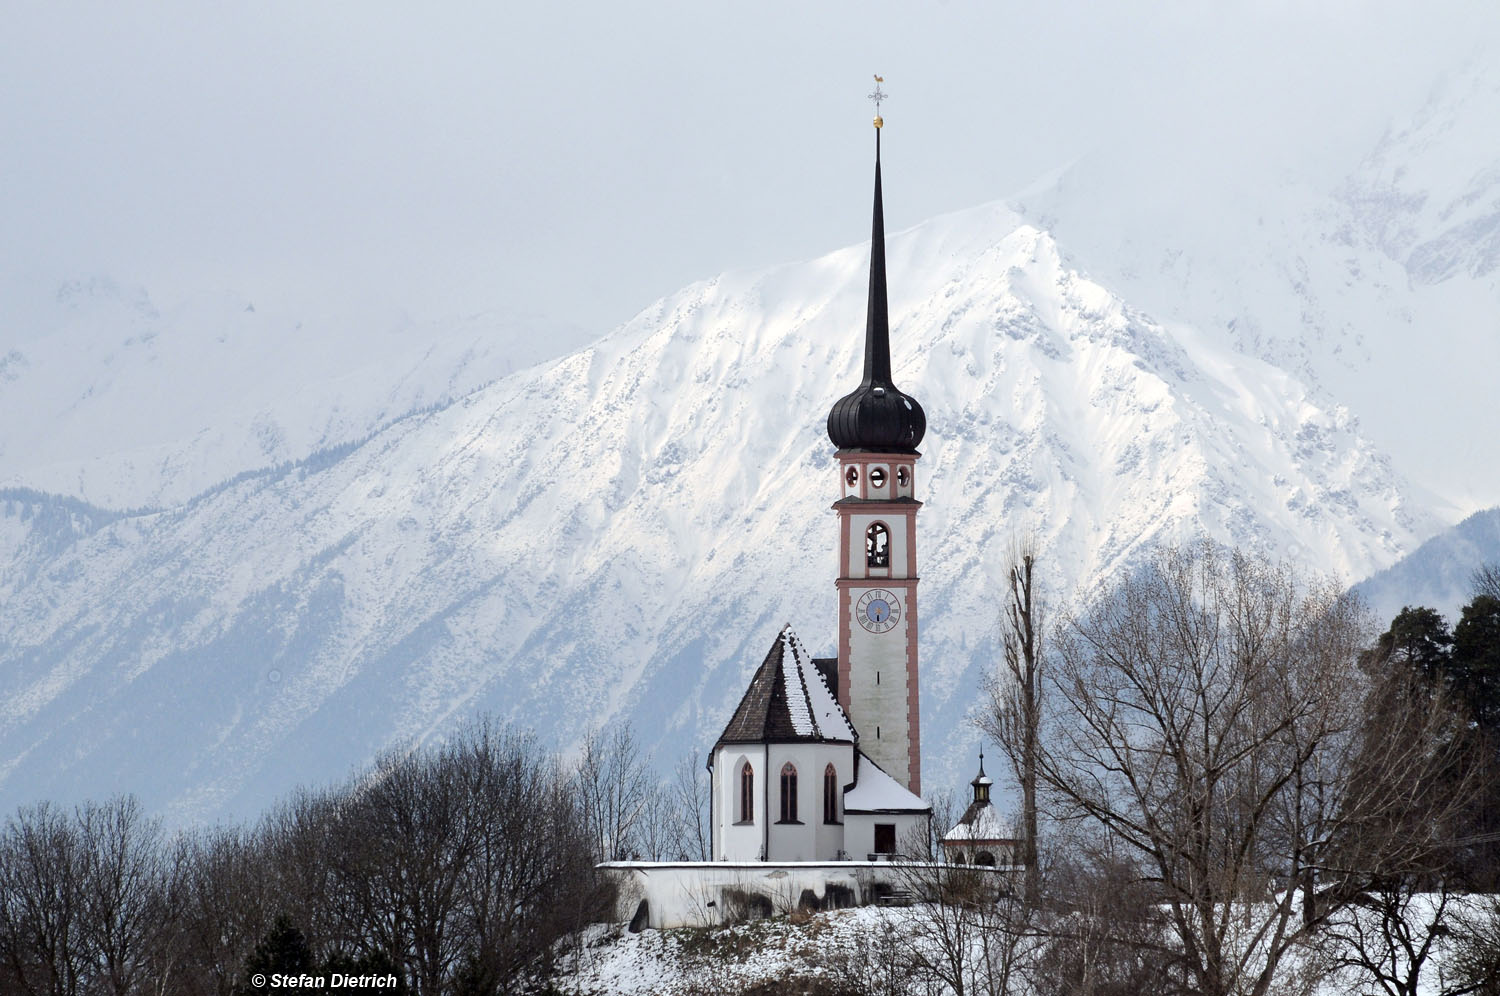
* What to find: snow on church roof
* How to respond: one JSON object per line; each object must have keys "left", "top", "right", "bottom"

{"left": 942, "top": 800, "right": 1013, "bottom": 844}
{"left": 715, "top": 627, "right": 856, "bottom": 745}
{"left": 843, "top": 750, "right": 930, "bottom": 814}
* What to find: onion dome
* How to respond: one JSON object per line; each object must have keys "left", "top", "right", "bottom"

{"left": 827, "top": 126, "right": 926, "bottom": 454}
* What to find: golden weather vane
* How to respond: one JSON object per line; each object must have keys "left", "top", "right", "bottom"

{"left": 868, "top": 75, "right": 886, "bottom": 129}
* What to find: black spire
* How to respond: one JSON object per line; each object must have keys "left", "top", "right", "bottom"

{"left": 827, "top": 123, "right": 926, "bottom": 453}
{"left": 863, "top": 130, "right": 892, "bottom": 386}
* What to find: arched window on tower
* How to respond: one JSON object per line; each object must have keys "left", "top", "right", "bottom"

{"left": 738, "top": 761, "right": 754, "bottom": 823}
{"left": 823, "top": 763, "right": 839, "bottom": 824}
{"left": 779, "top": 763, "right": 799, "bottom": 823}
{"left": 866, "top": 522, "right": 890, "bottom": 568}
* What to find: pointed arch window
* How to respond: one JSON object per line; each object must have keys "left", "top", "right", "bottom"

{"left": 739, "top": 761, "right": 754, "bottom": 823}
{"left": 779, "top": 763, "right": 799, "bottom": 823}
{"left": 866, "top": 522, "right": 890, "bottom": 568}
{"left": 823, "top": 763, "right": 839, "bottom": 824}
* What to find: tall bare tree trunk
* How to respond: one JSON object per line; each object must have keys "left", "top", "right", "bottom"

{"left": 983, "top": 537, "right": 1044, "bottom": 907}
{"left": 1009, "top": 546, "right": 1042, "bottom": 907}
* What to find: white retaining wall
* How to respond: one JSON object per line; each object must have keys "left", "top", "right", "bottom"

{"left": 600, "top": 860, "right": 985, "bottom": 929}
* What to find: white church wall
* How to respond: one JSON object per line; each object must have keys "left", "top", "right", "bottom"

{"left": 816, "top": 742, "right": 853, "bottom": 858}
{"left": 842, "top": 812, "right": 928, "bottom": 860}
{"left": 764, "top": 743, "right": 853, "bottom": 861}
{"left": 714, "top": 742, "right": 861, "bottom": 862}
{"left": 714, "top": 746, "right": 767, "bottom": 861}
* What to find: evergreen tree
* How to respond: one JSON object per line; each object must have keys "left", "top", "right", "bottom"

{"left": 1371, "top": 605, "right": 1453, "bottom": 685}
{"left": 1449, "top": 594, "right": 1500, "bottom": 888}
{"left": 237, "top": 915, "right": 315, "bottom": 993}
{"left": 1453, "top": 594, "right": 1500, "bottom": 729}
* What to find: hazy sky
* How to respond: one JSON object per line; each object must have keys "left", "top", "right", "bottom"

{"left": 3, "top": 1, "right": 1497, "bottom": 335}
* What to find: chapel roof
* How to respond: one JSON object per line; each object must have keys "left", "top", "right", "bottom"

{"left": 942, "top": 799, "right": 1013, "bottom": 844}
{"left": 715, "top": 627, "right": 855, "bottom": 746}
{"left": 943, "top": 752, "right": 1011, "bottom": 843}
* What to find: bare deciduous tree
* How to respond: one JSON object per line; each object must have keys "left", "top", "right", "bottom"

{"left": 1034, "top": 834, "right": 1173, "bottom": 996}
{"left": 0, "top": 799, "right": 177, "bottom": 996}
{"left": 75, "top": 797, "right": 170, "bottom": 996}
{"left": 1471, "top": 562, "right": 1500, "bottom": 602}
{"left": 982, "top": 535, "right": 1044, "bottom": 906}
{"left": 1448, "top": 896, "right": 1500, "bottom": 996}
{"left": 1320, "top": 879, "right": 1474, "bottom": 996}
{"left": 0, "top": 802, "right": 86, "bottom": 996}
{"left": 1034, "top": 541, "right": 1469, "bottom": 996}
{"left": 169, "top": 826, "right": 274, "bottom": 996}
{"left": 456, "top": 727, "right": 604, "bottom": 995}
{"left": 892, "top": 800, "right": 1038, "bottom": 996}
{"left": 672, "top": 754, "right": 711, "bottom": 862}
{"left": 576, "top": 725, "right": 654, "bottom": 862}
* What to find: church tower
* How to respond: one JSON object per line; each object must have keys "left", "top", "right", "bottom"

{"left": 825, "top": 102, "right": 927, "bottom": 795}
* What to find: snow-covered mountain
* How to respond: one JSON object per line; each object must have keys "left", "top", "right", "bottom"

{"left": 1353, "top": 507, "right": 1500, "bottom": 625}
{"left": 0, "top": 277, "right": 591, "bottom": 507}
{"left": 1013, "top": 58, "right": 1500, "bottom": 512}
{"left": 0, "top": 196, "right": 1439, "bottom": 823}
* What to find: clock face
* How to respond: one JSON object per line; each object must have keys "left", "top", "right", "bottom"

{"left": 856, "top": 589, "right": 901, "bottom": 634}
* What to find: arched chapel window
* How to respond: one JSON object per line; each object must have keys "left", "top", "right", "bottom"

{"left": 976, "top": 851, "right": 997, "bottom": 867}
{"left": 779, "top": 763, "right": 799, "bottom": 823}
{"left": 823, "top": 764, "right": 839, "bottom": 824}
{"left": 866, "top": 522, "right": 890, "bottom": 568}
{"left": 739, "top": 762, "right": 754, "bottom": 823}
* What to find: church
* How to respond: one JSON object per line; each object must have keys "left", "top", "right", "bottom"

{"left": 603, "top": 96, "right": 1011, "bottom": 929}
{"left": 707, "top": 100, "right": 932, "bottom": 863}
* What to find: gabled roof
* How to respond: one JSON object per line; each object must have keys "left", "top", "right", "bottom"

{"left": 942, "top": 799, "right": 1013, "bottom": 844}
{"left": 715, "top": 627, "right": 856, "bottom": 746}
{"left": 843, "top": 750, "right": 930, "bottom": 814}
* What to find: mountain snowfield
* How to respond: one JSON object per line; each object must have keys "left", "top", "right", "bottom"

{"left": 1014, "top": 58, "right": 1500, "bottom": 512}
{"left": 0, "top": 277, "right": 591, "bottom": 508}
{"left": 0, "top": 187, "right": 1445, "bottom": 822}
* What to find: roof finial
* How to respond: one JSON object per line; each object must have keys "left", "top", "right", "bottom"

{"left": 868, "top": 75, "right": 886, "bottom": 130}
{"left": 978, "top": 746, "right": 986, "bottom": 777}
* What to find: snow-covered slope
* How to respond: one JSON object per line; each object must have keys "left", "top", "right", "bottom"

{"left": 0, "top": 200, "right": 1436, "bottom": 823}
{"left": 1012, "top": 57, "right": 1500, "bottom": 512}
{"left": 0, "top": 277, "right": 592, "bottom": 507}
{"left": 1353, "top": 507, "right": 1500, "bottom": 625}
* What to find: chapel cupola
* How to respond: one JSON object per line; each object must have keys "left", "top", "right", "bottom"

{"left": 971, "top": 749, "right": 992, "bottom": 805}
{"left": 825, "top": 111, "right": 926, "bottom": 454}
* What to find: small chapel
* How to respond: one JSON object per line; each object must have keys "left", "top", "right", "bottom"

{"left": 707, "top": 92, "right": 933, "bottom": 863}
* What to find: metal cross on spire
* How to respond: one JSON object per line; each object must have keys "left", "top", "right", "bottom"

{"left": 868, "top": 75, "right": 886, "bottom": 128}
